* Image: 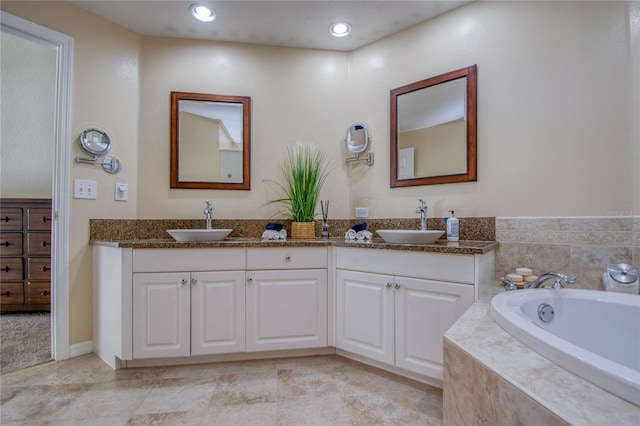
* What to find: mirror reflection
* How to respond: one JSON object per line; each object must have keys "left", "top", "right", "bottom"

{"left": 390, "top": 65, "right": 476, "bottom": 187}
{"left": 346, "top": 124, "right": 368, "bottom": 154}
{"left": 171, "top": 92, "right": 251, "bottom": 190}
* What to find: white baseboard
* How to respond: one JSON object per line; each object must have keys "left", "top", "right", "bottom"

{"left": 69, "top": 341, "right": 93, "bottom": 358}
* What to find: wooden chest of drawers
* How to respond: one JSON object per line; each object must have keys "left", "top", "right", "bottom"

{"left": 1, "top": 198, "right": 52, "bottom": 312}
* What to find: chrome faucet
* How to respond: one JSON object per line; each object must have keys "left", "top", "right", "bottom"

{"left": 203, "top": 200, "right": 213, "bottom": 229}
{"left": 525, "top": 272, "right": 576, "bottom": 289}
{"left": 415, "top": 198, "right": 427, "bottom": 230}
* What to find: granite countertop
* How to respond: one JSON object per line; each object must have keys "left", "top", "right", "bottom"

{"left": 89, "top": 237, "right": 497, "bottom": 255}
{"left": 445, "top": 302, "right": 640, "bottom": 425}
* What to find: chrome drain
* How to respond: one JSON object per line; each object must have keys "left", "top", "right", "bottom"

{"left": 537, "top": 303, "right": 555, "bottom": 323}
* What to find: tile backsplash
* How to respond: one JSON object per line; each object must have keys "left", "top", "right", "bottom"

{"left": 496, "top": 216, "right": 639, "bottom": 291}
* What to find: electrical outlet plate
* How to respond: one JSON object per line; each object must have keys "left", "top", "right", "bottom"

{"left": 355, "top": 207, "right": 369, "bottom": 218}
{"left": 73, "top": 179, "right": 97, "bottom": 199}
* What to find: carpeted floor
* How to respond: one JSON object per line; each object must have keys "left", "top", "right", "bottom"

{"left": 0, "top": 312, "right": 52, "bottom": 375}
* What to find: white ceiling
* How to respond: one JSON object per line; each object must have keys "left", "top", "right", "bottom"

{"left": 69, "top": 0, "right": 473, "bottom": 51}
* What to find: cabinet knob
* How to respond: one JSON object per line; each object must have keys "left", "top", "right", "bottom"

{"left": 247, "top": 277, "right": 253, "bottom": 284}
{"left": 1, "top": 291, "right": 10, "bottom": 296}
{"left": 41, "top": 290, "right": 49, "bottom": 296}
{"left": 40, "top": 240, "right": 49, "bottom": 247}
{"left": 41, "top": 216, "right": 50, "bottom": 223}
{"left": 386, "top": 282, "right": 392, "bottom": 288}
{"left": 285, "top": 255, "right": 291, "bottom": 262}
{"left": 41, "top": 266, "right": 49, "bottom": 272}
{"left": 394, "top": 283, "right": 401, "bottom": 289}
{"left": 3, "top": 266, "right": 10, "bottom": 272}
{"left": 2, "top": 241, "right": 9, "bottom": 247}
{"left": 191, "top": 278, "right": 197, "bottom": 285}
{"left": 181, "top": 279, "right": 188, "bottom": 285}
{"left": 2, "top": 216, "right": 9, "bottom": 222}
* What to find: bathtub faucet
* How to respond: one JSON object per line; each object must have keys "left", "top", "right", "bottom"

{"left": 525, "top": 272, "right": 577, "bottom": 289}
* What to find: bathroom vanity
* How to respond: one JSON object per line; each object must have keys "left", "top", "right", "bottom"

{"left": 92, "top": 235, "right": 495, "bottom": 387}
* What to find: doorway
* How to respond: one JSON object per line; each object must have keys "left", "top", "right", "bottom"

{"left": 1, "top": 11, "right": 72, "bottom": 364}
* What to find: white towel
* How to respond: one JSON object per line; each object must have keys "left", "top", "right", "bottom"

{"left": 345, "top": 229, "right": 357, "bottom": 240}
{"left": 355, "top": 231, "right": 365, "bottom": 240}
{"left": 360, "top": 230, "right": 373, "bottom": 240}
{"left": 261, "top": 230, "right": 279, "bottom": 240}
{"left": 278, "top": 229, "right": 287, "bottom": 239}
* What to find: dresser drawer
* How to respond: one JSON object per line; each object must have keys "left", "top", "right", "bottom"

{"left": 1, "top": 258, "right": 23, "bottom": 281}
{"left": 0, "top": 208, "right": 22, "bottom": 231}
{"left": 27, "top": 281, "right": 51, "bottom": 304}
{"left": 1, "top": 283, "right": 24, "bottom": 305}
{"left": 28, "top": 233, "right": 51, "bottom": 256}
{"left": 27, "top": 208, "right": 52, "bottom": 231}
{"left": 28, "top": 258, "right": 51, "bottom": 280}
{"left": 246, "top": 247, "right": 328, "bottom": 270}
{"left": 1, "top": 233, "right": 23, "bottom": 256}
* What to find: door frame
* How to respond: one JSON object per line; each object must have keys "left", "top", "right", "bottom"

{"left": 1, "top": 11, "right": 72, "bottom": 360}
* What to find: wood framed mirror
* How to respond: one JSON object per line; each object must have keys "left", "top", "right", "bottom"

{"left": 390, "top": 65, "right": 476, "bottom": 187}
{"left": 170, "top": 91, "right": 251, "bottom": 190}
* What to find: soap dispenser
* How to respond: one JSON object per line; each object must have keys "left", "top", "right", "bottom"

{"left": 446, "top": 210, "right": 459, "bottom": 241}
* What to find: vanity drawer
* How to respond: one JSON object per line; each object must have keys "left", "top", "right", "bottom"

{"left": 1, "top": 283, "right": 24, "bottom": 305}
{"left": 27, "top": 208, "right": 52, "bottom": 231}
{"left": 28, "top": 258, "right": 51, "bottom": 280}
{"left": 246, "top": 247, "right": 328, "bottom": 270}
{"left": 133, "top": 248, "right": 246, "bottom": 273}
{"left": 0, "top": 208, "right": 23, "bottom": 231}
{"left": 1, "top": 258, "right": 23, "bottom": 281}
{"left": 1, "top": 233, "right": 23, "bottom": 256}
{"left": 28, "top": 233, "right": 52, "bottom": 256}
{"left": 27, "top": 281, "right": 51, "bottom": 304}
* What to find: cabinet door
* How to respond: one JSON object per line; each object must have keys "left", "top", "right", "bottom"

{"left": 133, "top": 272, "right": 190, "bottom": 359}
{"left": 246, "top": 269, "right": 327, "bottom": 352}
{"left": 395, "top": 277, "right": 474, "bottom": 379}
{"left": 336, "top": 270, "right": 394, "bottom": 365}
{"left": 191, "top": 271, "right": 245, "bottom": 355}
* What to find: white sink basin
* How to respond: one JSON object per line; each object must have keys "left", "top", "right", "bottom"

{"left": 376, "top": 229, "right": 444, "bottom": 244}
{"left": 167, "top": 229, "right": 232, "bottom": 242}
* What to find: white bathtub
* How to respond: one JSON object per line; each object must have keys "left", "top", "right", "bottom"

{"left": 490, "top": 288, "right": 640, "bottom": 406}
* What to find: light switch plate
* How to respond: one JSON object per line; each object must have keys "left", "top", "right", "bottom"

{"left": 115, "top": 183, "right": 128, "bottom": 201}
{"left": 73, "top": 179, "right": 97, "bottom": 199}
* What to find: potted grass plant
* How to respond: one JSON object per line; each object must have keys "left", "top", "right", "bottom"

{"left": 270, "top": 143, "right": 331, "bottom": 239}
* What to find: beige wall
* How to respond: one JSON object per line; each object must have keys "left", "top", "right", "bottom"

{"left": 1, "top": 1, "right": 140, "bottom": 344}
{"left": 137, "top": 36, "right": 352, "bottom": 219}
{"left": 0, "top": 31, "right": 55, "bottom": 197}
{"left": 1, "top": 1, "right": 637, "bottom": 346}
{"left": 349, "top": 0, "right": 636, "bottom": 218}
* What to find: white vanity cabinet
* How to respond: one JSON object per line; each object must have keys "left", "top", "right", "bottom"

{"left": 245, "top": 247, "right": 328, "bottom": 352}
{"left": 335, "top": 247, "right": 492, "bottom": 384}
{"left": 132, "top": 249, "right": 246, "bottom": 359}
{"left": 133, "top": 270, "right": 246, "bottom": 359}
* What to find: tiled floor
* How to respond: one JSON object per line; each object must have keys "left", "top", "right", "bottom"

{"left": 0, "top": 354, "right": 443, "bottom": 425}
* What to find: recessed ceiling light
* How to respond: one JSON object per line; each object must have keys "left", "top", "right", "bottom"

{"left": 190, "top": 4, "right": 216, "bottom": 22}
{"left": 329, "top": 22, "right": 351, "bottom": 37}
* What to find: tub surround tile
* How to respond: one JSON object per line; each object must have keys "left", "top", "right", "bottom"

{"left": 443, "top": 340, "right": 567, "bottom": 426}
{"left": 496, "top": 216, "right": 638, "bottom": 290}
{"left": 443, "top": 303, "right": 640, "bottom": 425}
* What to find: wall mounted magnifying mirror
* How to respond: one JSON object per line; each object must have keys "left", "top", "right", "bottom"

{"left": 345, "top": 123, "right": 374, "bottom": 166}
{"left": 170, "top": 92, "right": 251, "bottom": 190}
{"left": 75, "top": 128, "right": 122, "bottom": 174}
{"left": 390, "top": 65, "right": 476, "bottom": 187}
